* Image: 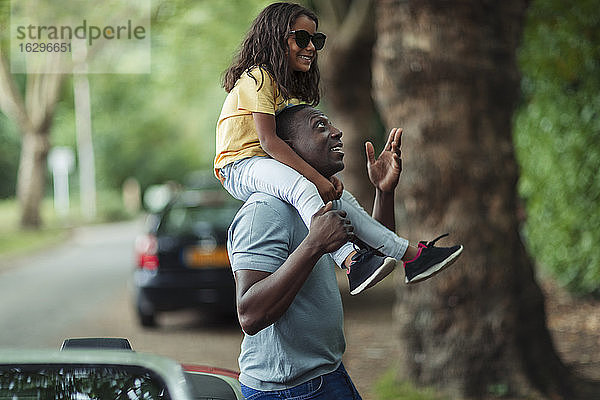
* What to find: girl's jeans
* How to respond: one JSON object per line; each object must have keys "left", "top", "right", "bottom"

{"left": 220, "top": 157, "right": 408, "bottom": 266}
{"left": 240, "top": 363, "right": 363, "bottom": 400}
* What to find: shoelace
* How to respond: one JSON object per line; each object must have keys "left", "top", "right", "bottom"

{"left": 351, "top": 244, "right": 385, "bottom": 263}
{"left": 420, "top": 233, "right": 449, "bottom": 248}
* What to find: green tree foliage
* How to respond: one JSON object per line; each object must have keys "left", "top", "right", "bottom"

{"left": 0, "top": 115, "right": 19, "bottom": 198}
{"left": 84, "top": 0, "right": 272, "bottom": 191}
{"left": 0, "top": 0, "right": 19, "bottom": 199}
{"left": 515, "top": 0, "right": 600, "bottom": 295}
{"left": 2, "top": 0, "right": 271, "bottom": 197}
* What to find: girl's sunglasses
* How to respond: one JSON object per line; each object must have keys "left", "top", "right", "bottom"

{"left": 289, "top": 30, "right": 326, "bottom": 50}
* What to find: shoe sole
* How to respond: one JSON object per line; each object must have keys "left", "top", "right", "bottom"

{"left": 405, "top": 245, "right": 463, "bottom": 284}
{"left": 350, "top": 257, "right": 396, "bottom": 296}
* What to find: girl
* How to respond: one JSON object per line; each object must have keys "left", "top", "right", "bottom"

{"left": 214, "top": 2, "right": 462, "bottom": 294}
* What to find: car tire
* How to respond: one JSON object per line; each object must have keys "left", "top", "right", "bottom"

{"left": 138, "top": 307, "right": 156, "bottom": 327}
{"left": 136, "top": 299, "right": 157, "bottom": 328}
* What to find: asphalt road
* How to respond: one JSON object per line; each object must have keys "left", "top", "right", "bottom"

{"left": 0, "top": 218, "right": 399, "bottom": 399}
{"left": 0, "top": 218, "right": 243, "bottom": 367}
{"left": 0, "top": 220, "right": 141, "bottom": 349}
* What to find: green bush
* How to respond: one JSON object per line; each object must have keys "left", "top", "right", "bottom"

{"left": 515, "top": 0, "right": 600, "bottom": 295}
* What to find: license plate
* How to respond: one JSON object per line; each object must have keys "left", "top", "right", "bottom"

{"left": 183, "top": 246, "right": 230, "bottom": 268}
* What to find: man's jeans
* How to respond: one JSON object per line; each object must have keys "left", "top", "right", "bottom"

{"left": 240, "top": 363, "right": 362, "bottom": 400}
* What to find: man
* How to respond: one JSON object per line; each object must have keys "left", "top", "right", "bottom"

{"left": 227, "top": 104, "right": 462, "bottom": 399}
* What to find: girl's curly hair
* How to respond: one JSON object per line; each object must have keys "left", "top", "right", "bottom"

{"left": 222, "top": 2, "right": 321, "bottom": 106}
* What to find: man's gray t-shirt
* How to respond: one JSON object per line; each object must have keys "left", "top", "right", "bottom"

{"left": 228, "top": 193, "right": 345, "bottom": 390}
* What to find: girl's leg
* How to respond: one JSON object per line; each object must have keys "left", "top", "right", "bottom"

{"left": 220, "top": 157, "right": 355, "bottom": 266}
{"left": 338, "top": 191, "right": 464, "bottom": 286}
{"left": 336, "top": 191, "right": 409, "bottom": 260}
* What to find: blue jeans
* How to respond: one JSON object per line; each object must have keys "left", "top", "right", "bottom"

{"left": 240, "top": 363, "right": 362, "bottom": 400}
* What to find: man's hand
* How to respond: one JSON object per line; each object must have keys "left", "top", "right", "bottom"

{"left": 306, "top": 202, "right": 354, "bottom": 254}
{"left": 234, "top": 201, "right": 354, "bottom": 335}
{"left": 365, "top": 128, "right": 402, "bottom": 193}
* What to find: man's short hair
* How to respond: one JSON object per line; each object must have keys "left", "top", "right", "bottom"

{"left": 275, "top": 104, "right": 312, "bottom": 142}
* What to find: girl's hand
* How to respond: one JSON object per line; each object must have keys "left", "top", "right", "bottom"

{"left": 330, "top": 176, "right": 344, "bottom": 199}
{"left": 315, "top": 175, "right": 340, "bottom": 202}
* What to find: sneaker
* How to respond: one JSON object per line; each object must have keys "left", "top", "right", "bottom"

{"left": 347, "top": 246, "right": 397, "bottom": 295}
{"left": 403, "top": 234, "right": 463, "bottom": 284}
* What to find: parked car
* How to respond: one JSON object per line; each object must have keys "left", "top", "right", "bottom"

{"left": 134, "top": 189, "right": 242, "bottom": 327}
{"left": 0, "top": 338, "right": 242, "bottom": 399}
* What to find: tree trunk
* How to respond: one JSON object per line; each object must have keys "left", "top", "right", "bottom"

{"left": 372, "top": 0, "right": 599, "bottom": 398}
{"left": 73, "top": 72, "right": 97, "bottom": 221}
{"left": 0, "top": 53, "right": 64, "bottom": 229}
{"left": 311, "top": 0, "right": 378, "bottom": 208}
{"left": 17, "top": 130, "right": 50, "bottom": 228}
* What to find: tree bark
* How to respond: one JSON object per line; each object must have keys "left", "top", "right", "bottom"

{"left": 16, "top": 130, "right": 51, "bottom": 228}
{"left": 310, "top": 0, "right": 378, "bottom": 208}
{"left": 372, "top": 0, "right": 599, "bottom": 398}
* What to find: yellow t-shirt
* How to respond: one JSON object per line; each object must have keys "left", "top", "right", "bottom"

{"left": 214, "top": 67, "right": 301, "bottom": 179}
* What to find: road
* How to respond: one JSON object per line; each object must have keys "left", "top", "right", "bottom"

{"left": 0, "top": 220, "right": 141, "bottom": 349}
{"left": 0, "top": 219, "right": 399, "bottom": 399}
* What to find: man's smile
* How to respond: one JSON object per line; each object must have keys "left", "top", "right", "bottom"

{"left": 330, "top": 141, "right": 344, "bottom": 155}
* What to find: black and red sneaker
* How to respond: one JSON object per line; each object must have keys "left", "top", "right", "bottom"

{"left": 403, "top": 234, "right": 463, "bottom": 284}
{"left": 347, "top": 246, "right": 397, "bottom": 295}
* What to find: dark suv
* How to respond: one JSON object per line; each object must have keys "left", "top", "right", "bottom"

{"left": 133, "top": 189, "right": 242, "bottom": 327}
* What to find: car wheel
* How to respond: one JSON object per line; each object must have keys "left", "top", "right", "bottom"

{"left": 136, "top": 299, "right": 157, "bottom": 327}
{"left": 138, "top": 307, "right": 156, "bottom": 327}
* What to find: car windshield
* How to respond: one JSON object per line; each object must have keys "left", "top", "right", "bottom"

{"left": 160, "top": 204, "right": 240, "bottom": 236}
{"left": 0, "top": 364, "right": 171, "bottom": 399}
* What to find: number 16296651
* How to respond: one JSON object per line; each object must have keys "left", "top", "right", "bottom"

{"left": 19, "top": 42, "right": 71, "bottom": 53}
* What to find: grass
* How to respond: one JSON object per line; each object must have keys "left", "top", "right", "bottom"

{"left": 0, "top": 191, "right": 136, "bottom": 258}
{"left": 374, "top": 369, "right": 449, "bottom": 400}
{"left": 0, "top": 226, "right": 68, "bottom": 256}
{"left": 0, "top": 198, "right": 70, "bottom": 257}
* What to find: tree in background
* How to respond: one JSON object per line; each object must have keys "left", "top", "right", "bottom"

{"left": 307, "top": 0, "right": 379, "bottom": 207}
{"left": 0, "top": 48, "right": 64, "bottom": 229}
{"left": 85, "top": 0, "right": 273, "bottom": 193}
{"left": 515, "top": 0, "right": 600, "bottom": 296}
{"left": 0, "top": 0, "right": 271, "bottom": 226}
{"left": 372, "top": 0, "right": 598, "bottom": 398}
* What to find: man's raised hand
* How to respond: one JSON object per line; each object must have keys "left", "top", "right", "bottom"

{"left": 365, "top": 128, "right": 403, "bottom": 193}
